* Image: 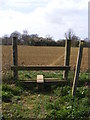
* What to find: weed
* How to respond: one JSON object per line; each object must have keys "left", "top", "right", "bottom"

{"left": 2, "top": 84, "right": 22, "bottom": 95}
{"left": 2, "top": 91, "right": 13, "bottom": 102}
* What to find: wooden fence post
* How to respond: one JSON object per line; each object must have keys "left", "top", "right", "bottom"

{"left": 63, "top": 39, "right": 71, "bottom": 80}
{"left": 72, "top": 40, "right": 84, "bottom": 96}
{"left": 12, "top": 36, "right": 18, "bottom": 80}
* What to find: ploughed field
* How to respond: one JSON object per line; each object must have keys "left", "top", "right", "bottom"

{"left": 2, "top": 46, "right": 89, "bottom": 71}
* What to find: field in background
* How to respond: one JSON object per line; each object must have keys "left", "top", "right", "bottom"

{"left": 2, "top": 46, "right": 89, "bottom": 71}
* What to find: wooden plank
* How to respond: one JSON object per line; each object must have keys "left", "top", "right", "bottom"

{"left": 72, "top": 41, "right": 84, "bottom": 97}
{"left": 12, "top": 36, "right": 18, "bottom": 80}
{"left": 11, "top": 65, "right": 70, "bottom": 71}
{"left": 19, "top": 79, "right": 67, "bottom": 85}
{"left": 45, "top": 78, "right": 59, "bottom": 81}
{"left": 37, "top": 75, "right": 44, "bottom": 83}
{"left": 63, "top": 39, "right": 71, "bottom": 80}
{"left": 37, "top": 75, "right": 44, "bottom": 91}
{"left": 45, "top": 79, "right": 67, "bottom": 84}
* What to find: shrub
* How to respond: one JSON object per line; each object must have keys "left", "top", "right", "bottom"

{"left": 2, "top": 91, "right": 13, "bottom": 102}
{"left": 2, "top": 84, "right": 22, "bottom": 95}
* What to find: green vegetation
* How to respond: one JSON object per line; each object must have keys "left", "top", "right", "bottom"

{"left": 2, "top": 71, "right": 90, "bottom": 120}
{"left": 19, "top": 71, "right": 63, "bottom": 80}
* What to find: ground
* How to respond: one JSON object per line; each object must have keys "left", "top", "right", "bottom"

{"left": 2, "top": 71, "right": 90, "bottom": 120}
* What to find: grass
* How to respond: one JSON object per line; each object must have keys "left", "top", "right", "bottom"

{"left": 18, "top": 70, "right": 63, "bottom": 80}
{"left": 2, "top": 71, "right": 90, "bottom": 120}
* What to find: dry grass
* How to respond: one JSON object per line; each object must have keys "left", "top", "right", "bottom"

{"left": 2, "top": 46, "right": 89, "bottom": 71}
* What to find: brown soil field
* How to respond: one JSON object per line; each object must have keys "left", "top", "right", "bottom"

{"left": 2, "top": 46, "right": 89, "bottom": 71}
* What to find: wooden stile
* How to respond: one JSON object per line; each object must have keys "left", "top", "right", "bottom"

{"left": 11, "top": 37, "right": 72, "bottom": 87}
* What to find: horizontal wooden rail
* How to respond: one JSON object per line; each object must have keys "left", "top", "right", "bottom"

{"left": 19, "top": 79, "right": 67, "bottom": 85}
{"left": 11, "top": 65, "right": 70, "bottom": 71}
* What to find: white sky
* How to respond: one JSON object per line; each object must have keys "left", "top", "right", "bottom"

{"left": 0, "top": 0, "right": 89, "bottom": 40}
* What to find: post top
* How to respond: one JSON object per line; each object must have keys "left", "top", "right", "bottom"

{"left": 11, "top": 33, "right": 18, "bottom": 38}
{"left": 66, "top": 39, "right": 71, "bottom": 41}
{"left": 81, "top": 40, "right": 84, "bottom": 42}
{"left": 11, "top": 31, "right": 21, "bottom": 38}
{"left": 80, "top": 40, "right": 84, "bottom": 45}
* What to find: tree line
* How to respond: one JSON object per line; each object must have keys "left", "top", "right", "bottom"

{"left": 1, "top": 29, "right": 90, "bottom": 47}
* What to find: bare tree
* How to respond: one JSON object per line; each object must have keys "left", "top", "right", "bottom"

{"left": 23, "top": 29, "right": 28, "bottom": 35}
{"left": 65, "top": 29, "right": 80, "bottom": 47}
{"left": 65, "top": 29, "right": 74, "bottom": 40}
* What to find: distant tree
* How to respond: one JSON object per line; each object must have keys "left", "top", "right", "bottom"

{"left": 2, "top": 34, "right": 12, "bottom": 45}
{"left": 71, "top": 35, "right": 80, "bottom": 47}
{"left": 23, "top": 29, "right": 28, "bottom": 35}
{"left": 57, "top": 40, "right": 65, "bottom": 46}
{"left": 29, "top": 34, "right": 39, "bottom": 46}
{"left": 2, "top": 34, "right": 8, "bottom": 45}
{"left": 3, "top": 28, "right": 89, "bottom": 47}
{"left": 45, "top": 35, "right": 53, "bottom": 41}
{"left": 22, "top": 30, "right": 30, "bottom": 45}
{"left": 30, "top": 34, "right": 38, "bottom": 38}
{"left": 65, "top": 29, "right": 80, "bottom": 47}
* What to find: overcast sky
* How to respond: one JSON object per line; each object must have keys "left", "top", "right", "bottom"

{"left": 0, "top": 0, "right": 89, "bottom": 40}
